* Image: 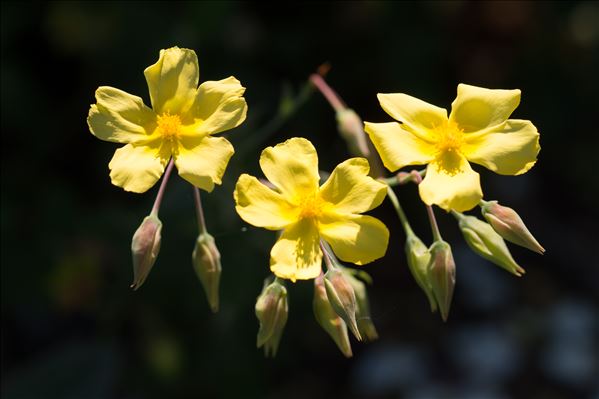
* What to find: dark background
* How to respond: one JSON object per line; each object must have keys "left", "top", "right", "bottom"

{"left": 2, "top": 2, "right": 598, "bottom": 398}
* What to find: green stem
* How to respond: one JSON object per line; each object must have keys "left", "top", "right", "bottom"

{"left": 385, "top": 186, "right": 413, "bottom": 236}
{"left": 193, "top": 186, "right": 207, "bottom": 235}
{"left": 150, "top": 158, "right": 175, "bottom": 217}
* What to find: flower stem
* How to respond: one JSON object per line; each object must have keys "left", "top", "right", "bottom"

{"left": 382, "top": 169, "right": 427, "bottom": 187}
{"left": 410, "top": 169, "right": 442, "bottom": 241}
{"left": 320, "top": 240, "right": 337, "bottom": 271}
{"left": 309, "top": 74, "right": 346, "bottom": 112}
{"left": 193, "top": 186, "right": 207, "bottom": 235}
{"left": 150, "top": 158, "right": 175, "bottom": 217}
{"left": 385, "top": 186, "right": 414, "bottom": 236}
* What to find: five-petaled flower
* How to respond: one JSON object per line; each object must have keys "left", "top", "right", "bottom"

{"left": 88, "top": 47, "right": 247, "bottom": 193}
{"left": 234, "top": 138, "right": 389, "bottom": 282}
{"left": 365, "top": 84, "right": 540, "bottom": 212}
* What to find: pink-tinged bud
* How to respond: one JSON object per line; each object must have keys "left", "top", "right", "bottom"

{"left": 481, "top": 200, "right": 545, "bottom": 255}
{"left": 192, "top": 233, "right": 222, "bottom": 313}
{"left": 343, "top": 269, "right": 378, "bottom": 341}
{"left": 455, "top": 213, "right": 525, "bottom": 277}
{"left": 324, "top": 268, "right": 362, "bottom": 341}
{"left": 313, "top": 275, "right": 352, "bottom": 358}
{"left": 255, "top": 278, "right": 288, "bottom": 357}
{"left": 336, "top": 109, "right": 371, "bottom": 158}
{"left": 130, "top": 215, "right": 162, "bottom": 290}
{"left": 405, "top": 232, "right": 437, "bottom": 312}
{"left": 427, "top": 240, "right": 456, "bottom": 322}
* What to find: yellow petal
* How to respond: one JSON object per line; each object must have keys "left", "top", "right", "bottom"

{"left": 463, "top": 120, "right": 540, "bottom": 175}
{"left": 109, "top": 143, "right": 169, "bottom": 193}
{"left": 319, "top": 214, "right": 389, "bottom": 265}
{"left": 419, "top": 153, "right": 482, "bottom": 212}
{"left": 449, "top": 84, "right": 520, "bottom": 132}
{"left": 144, "top": 47, "right": 199, "bottom": 115}
{"left": 174, "top": 135, "right": 234, "bottom": 192}
{"left": 189, "top": 77, "right": 247, "bottom": 135}
{"left": 364, "top": 122, "right": 436, "bottom": 172}
{"left": 319, "top": 158, "right": 387, "bottom": 215}
{"left": 88, "top": 86, "right": 156, "bottom": 143}
{"left": 377, "top": 93, "right": 447, "bottom": 136}
{"left": 270, "top": 220, "right": 322, "bottom": 282}
{"left": 259, "top": 138, "right": 320, "bottom": 202}
{"left": 234, "top": 174, "right": 298, "bottom": 230}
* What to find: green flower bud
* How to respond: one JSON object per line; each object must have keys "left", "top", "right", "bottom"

{"left": 324, "top": 268, "right": 362, "bottom": 341}
{"left": 428, "top": 240, "right": 456, "bottom": 322}
{"left": 130, "top": 214, "right": 162, "bottom": 290}
{"left": 313, "top": 275, "right": 352, "bottom": 358}
{"left": 455, "top": 212, "right": 525, "bottom": 277}
{"left": 336, "top": 109, "right": 370, "bottom": 158}
{"left": 343, "top": 269, "right": 378, "bottom": 341}
{"left": 481, "top": 200, "right": 545, "bottom": 255}
{"left": 192, "top": 233, "right": 222, "bottom": 313}
{"left": 255, "top": 278, "right": 288, "bottom": 357}
{"left": 405, "top": 232, "right": 437, "bottom": 312}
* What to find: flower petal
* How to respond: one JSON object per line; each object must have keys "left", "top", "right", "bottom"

{"left": 189, "top": 77, "right": 247, "bottom": 135}
{"left": 364, "top": 122, "right": 436, "bottom": 172}
{"left": 270, "top": 220, "right": 322, "bottom": 282}
{"left": 109, "top": 143, "right": 169, "bottom": 193}
{"left": 174, "top": 135, "right": 234, "bottom": 192}
{"left": 319, "top": 158, "right": 387, "bottom": 215}
{"left": 377, "top": 93, "right": 448, "bottom": 135}
{"left": 449, "top": 84, "right": 521, "bottom": 132}
{"left": 259, "top": 137, "right": 320, "bottom": 202}
{"left": 419, "top": 153, "right": 482, "bottom": 212}
{"left": 319, "top": 214, "right": 389, "bottom": 265}
{"left": 88, "top": 86, "right": 156, "bottom": 143}
{"left": 463, "top": 120, "right": 540, "bottom": 175}
{"left": 144, "top": 47, "right": 199, "bottom": 115}
{"left": 234, "top": 174, "right": 298, "bottom": 230}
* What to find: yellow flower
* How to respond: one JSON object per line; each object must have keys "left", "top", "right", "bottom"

{"left": 87, "top": 47, "right": 247, "bottom": 193}
{"left": 234, "top": 138, "right": 389, "bottom": 282}
{"left": 365, "top": 84, "right": 540, "bottom": 212}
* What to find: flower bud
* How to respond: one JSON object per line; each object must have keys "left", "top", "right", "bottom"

{"left": 192, "top": 233, "right": 222, "bottom": 313}
{"left": 336, "top": 109, "right": 370, "bottom": 158}
{"left": 481, "top": 200, "right": 545, "bottom": 255}
{"left": 313, "top": 275, "right": 352, "bottom": 358}
{"left": 255, "top": 278, "right": 288, "bottom": 357}
{"left": 405, "top": 232, "right": 437, "bottom": 312}
{"left": 324, "top": 268, "right": 362, "bottom": 341}
{"left": 456, "top": 213, "right": 525, "bottom": 277}
{"left": 130, "top": 214, "right": 162, "bottom": 290}
{"left": 343, "top": 269, "right": 378, "bottom": 341}
{"left": 427, "top": 240, "right": 456, "bottom": 322}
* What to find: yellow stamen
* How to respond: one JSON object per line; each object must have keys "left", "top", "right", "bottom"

{"left": 157, "top": 113, "right": 181, "bottom": 141}
{"left": 433, "top": 120, "right": 464, "bottom": 154}
{"left": 298, "top": 194, "right": 324, "bottom": 220}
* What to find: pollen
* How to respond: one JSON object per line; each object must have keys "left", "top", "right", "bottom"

{"left": 298, "top": 194, "right": 324, "bottom": 220}
{"left": 157, "top": 113, "right": 181, "bottom": 141}
{"left": 433, "top": 120, "right": 464, "bottom": 154}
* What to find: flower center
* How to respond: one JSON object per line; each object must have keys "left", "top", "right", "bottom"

{"left": 433, "top": 120, "right": 464, "bottom": 154}
{"left": 298, "top": 194, "right": 324, "bottom": 220}
{"left": 157, "top": 113, "right": 181, "bottom": 141}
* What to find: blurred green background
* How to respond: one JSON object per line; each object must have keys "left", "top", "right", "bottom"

{"left": 2, "top": 1, "right": 598, "bottom": 398}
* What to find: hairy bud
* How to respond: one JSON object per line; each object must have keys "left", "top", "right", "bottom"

{"left": 313, "top": 275, "right": 352, "bottom": 358}
{"left": 324, "top": 268, "right": 362, "bottom": 341}
{"left": 405, "top": 232, "right": 437, "bottom": 312}
{"left": 456, "top": 213, "right": 525, "bottom": 277}
{"left": 336, "top": 109, "right": 371, "bottom": 158}
{"left": 130, "top": 215, "right": 162, "bottom": 290}
{"left": 255, "top": 278, "right": 288, "bottom": 357}
{"left": 481, "top": 200, "right": 545, "bottom": 255}
{"left": 343, "top": 269, "right": 378, "bottom": 341}
{"left": 428, "top": 240, "right": 456, "bottom": 322}
{"left": 192, "top": 233, "right": 222, "bottom": 313}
